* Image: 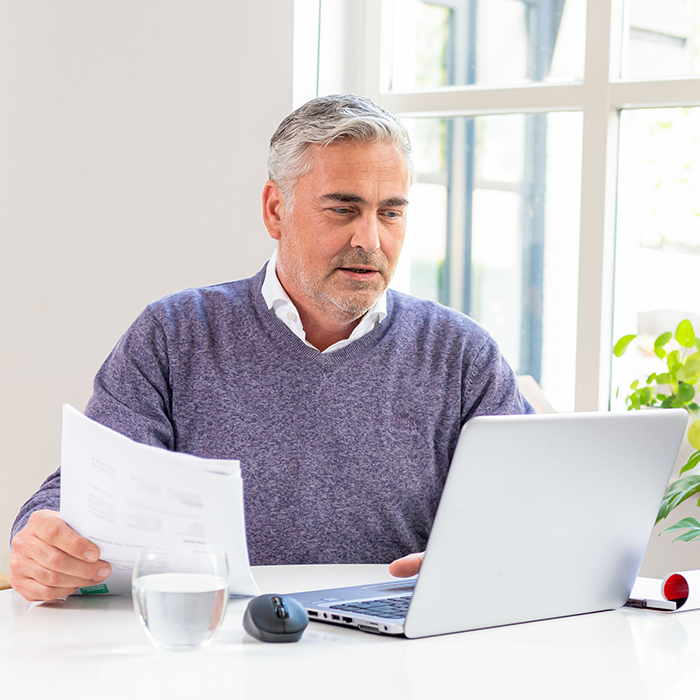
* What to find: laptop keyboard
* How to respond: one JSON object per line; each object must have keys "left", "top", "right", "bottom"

{"left": 328, "top": 595, "right": 412, "bottom": 619}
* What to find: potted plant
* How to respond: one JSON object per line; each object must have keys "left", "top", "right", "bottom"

{"left": 614, "top": 319, "right": 700, "bottom": 540}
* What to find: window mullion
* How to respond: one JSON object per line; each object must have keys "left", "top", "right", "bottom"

{"left": 574, "top": 0, "right": 625, "bottom": 411}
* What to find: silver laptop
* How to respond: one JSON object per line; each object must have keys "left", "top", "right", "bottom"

{"left": 290, "top": 409, "right": 687, "bottom": 638}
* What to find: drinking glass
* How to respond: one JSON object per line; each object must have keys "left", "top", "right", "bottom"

{"left": 132, "top": 550, "right": 229, "bottom": 651}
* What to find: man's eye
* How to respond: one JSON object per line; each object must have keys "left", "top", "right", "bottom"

{"left": 332, "top": 208, "right": 352, "bottom": 215}
{"left": 383, "top": 211, "right": 402, "bottom": 219}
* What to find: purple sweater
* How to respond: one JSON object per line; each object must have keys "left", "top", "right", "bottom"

{"left": 12, "top": 266, "right": 533, "bottom": 564}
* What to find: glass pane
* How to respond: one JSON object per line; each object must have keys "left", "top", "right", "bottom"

{"left": 392, "top": 112, "right": 583, "bottom": 411}
{"left": 389, "top": 0, "right": 586, "bottom": 90}
{"left": 623, "top": 0, "right": 700, "bottom": 79}
{"left": 611, "top": 107, "right": 700, "bottom": 408}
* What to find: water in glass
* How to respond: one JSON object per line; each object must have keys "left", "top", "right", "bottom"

{"left": 132, "top": 551, "right": 229, "bottom": 651}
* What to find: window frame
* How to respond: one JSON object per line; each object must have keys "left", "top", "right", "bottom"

{"left": 308, "top": 0, "right": 700, "bottom": 410}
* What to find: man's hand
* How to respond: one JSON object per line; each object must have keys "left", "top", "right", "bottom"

{"left": 9, "top": 510, "right": 111, "bottom": 602}
{"left": 388, "top": 551, "right": 425, "bottom": 578}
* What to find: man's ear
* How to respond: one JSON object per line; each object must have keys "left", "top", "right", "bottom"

{"left": 262, "top": 180, "right": 285, "bottom": 241}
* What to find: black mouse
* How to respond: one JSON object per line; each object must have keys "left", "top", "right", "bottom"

{"left": 243, "top": 594, "right": 308, "bottom": 643}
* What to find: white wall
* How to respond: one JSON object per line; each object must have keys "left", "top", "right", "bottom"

{"left": 0, "top": 1, "right": 294, "bottom": 572}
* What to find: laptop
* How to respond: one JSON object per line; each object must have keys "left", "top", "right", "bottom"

{"left": 290, "top": 409, "right": 688, "bottom": 638}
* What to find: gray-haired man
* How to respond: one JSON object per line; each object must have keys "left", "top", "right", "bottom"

{"left": 10, "top": 95, "right": 532, "bottom": 601}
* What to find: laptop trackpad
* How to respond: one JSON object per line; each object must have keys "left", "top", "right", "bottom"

{"left": 359, "top": 579, "right": 417, "bottom": 595}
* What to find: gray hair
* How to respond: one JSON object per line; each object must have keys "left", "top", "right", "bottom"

{"left": 268, "top": 94, "right": 414, "bottom": 209}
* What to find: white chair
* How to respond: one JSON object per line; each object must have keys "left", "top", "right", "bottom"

{"left": 517, "top": 375, "right": 555, "bottom": 414}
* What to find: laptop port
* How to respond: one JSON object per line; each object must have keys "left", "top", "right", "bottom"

{"left": 342, "top": 617, "right": 353, "bottom": 623}
{"left": 331, "top": 614, "right": 340, "bottom": 621}
{"left": 308, "top": 610, "right": 318, "bottom": 617}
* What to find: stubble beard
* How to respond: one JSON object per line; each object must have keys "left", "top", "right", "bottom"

{"left": 279, "top": 234, "right": 392, "bottom": 324}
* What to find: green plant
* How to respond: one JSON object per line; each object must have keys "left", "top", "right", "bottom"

{"left": 614, "top": 319, "right": 700, "bottom": 541}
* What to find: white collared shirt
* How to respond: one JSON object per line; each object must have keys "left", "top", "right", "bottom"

{"left": 260, "top": 248, "right": 387, "bottom": 354}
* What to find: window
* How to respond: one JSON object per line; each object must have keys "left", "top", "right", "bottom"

{"left": 611, "top": 106, "right": 700, "bottom": 407}
{"left": 299, "top": 0, "right": 700, "bottom": 411}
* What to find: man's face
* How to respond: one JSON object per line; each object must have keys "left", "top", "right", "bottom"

{"left": 264, "top": 140, "right": 410, "bottom": 325}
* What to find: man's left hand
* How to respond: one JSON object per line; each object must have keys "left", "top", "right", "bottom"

{"left": 388, "top": 551, "right": 424, "bottom": 577}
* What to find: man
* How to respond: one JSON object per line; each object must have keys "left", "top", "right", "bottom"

{"left": 10, "top": 94, "right": 533, "bottom": 601}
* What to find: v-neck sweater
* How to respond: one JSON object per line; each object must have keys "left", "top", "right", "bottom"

{"left": 12, "top": 266, "right": 532, "bottom": 564}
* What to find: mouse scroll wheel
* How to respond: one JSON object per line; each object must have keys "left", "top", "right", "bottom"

{"left": 272, "top": 596, "right": 289, "bottom": 619}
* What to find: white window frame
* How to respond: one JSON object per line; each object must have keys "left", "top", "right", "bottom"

{"left": 299, "top": 0, "right": 700, "bottom": 410}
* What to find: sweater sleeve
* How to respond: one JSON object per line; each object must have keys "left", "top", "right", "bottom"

{"left": 10, "top": 469, "right": 61, "bottom": 543}
{"left": 83, "top": 305, "right": 175, "bottom": 449}
{"left": 10, "top": 306, "right": 174, "bottom": 546}
{"left": 461, "top": 335, "right": 535, "bottom": 425}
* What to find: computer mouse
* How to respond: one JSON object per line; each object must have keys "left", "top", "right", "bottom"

{"left": 243, "top": 594, "right": 308, "bottom": 643}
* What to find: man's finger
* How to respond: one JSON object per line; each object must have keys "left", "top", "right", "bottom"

{"left": 388, "top": 551, "right": 425, "bottom": 578}
{"left": 8, "top": 571, "right": 78, "bottom": 602}
{"left": 13, "top": 528, "right": 111, "bottom": 582}
{"left": 28, "top": 510, "right": 101, "bottom": 563}
{"left": 14, "top": 549, "right": 108, "bottom": 590}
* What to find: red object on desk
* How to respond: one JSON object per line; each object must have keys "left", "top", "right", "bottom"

{"left": 663, "top": 574, "right": 690, "bottom": 604}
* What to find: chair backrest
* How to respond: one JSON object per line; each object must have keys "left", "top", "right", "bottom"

{"left": 516, "top": 375, "right": 556, "bottom": 414}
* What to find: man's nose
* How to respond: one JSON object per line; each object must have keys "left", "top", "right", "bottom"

{"left": 350, "top": 213, "right": 380, "bottom": 252}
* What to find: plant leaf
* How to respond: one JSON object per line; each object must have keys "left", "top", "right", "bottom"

{"left": 689, "top": 421, "right": 700, "bottom": 451}
{"left": 676, "top": 319, "right": 696, "bottom": 348}
{"left": 663, "top": 517, "right": 700, "bottom": 541}
{"left": 640, "top": 386, "right": 653, "bottom": 405}
{"left": 614, "top": 334, "right": 637, "bottom": 358}
{"left": 679, "top": 383, "right": 696, "bottom": 404}
{"left": 677, "top": 358, "right": 700, "bottom": 383}
{"left": 679, "top": 451, "right": 700, "bottom": 476}
{"left": 671, "top": 528, "right": 700, "bottom": 543}
{"left": 655, "top": 373, "right": 671, "bottom": 385}
{"left": 655, "top": 332, "right": 673, "bottom": 349}
{"left": 655, "top": 348, "right": 667, "bottom": 360}
{"left": 657, "top": 475, "right": 700, "bottom": 522}
{"left": 663, "top": 516, "right": 700, "bottom": 532}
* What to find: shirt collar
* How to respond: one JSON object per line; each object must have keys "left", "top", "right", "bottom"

{"left": 260, "top": 248, "right": 387, "bottom": 352}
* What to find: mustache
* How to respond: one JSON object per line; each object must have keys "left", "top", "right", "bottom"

{"left": 332, "top": 250, "right": 388, "bottom": 272}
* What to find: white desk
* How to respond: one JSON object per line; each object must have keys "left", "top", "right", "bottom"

{"left": 1, "top": 564, "right": 699, "bottom": 700}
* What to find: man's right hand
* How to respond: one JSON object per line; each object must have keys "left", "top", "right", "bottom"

{"left": 9, "top": 510, "right": 111, "bottom": 602}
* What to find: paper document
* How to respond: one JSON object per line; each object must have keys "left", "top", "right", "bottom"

{"left": 59, "top": 405, "right": 258, "bottom": 597}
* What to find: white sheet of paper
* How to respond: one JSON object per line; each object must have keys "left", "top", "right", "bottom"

{"left": 630, "top": 576, "right": 667, "bottom": 603}
{"left": 59, "top": 405, "right": 258, "bottom": 597}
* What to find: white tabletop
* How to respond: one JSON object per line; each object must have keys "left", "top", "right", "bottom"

{"left": 1, "top": 564, "right": 699, "bottom": 700}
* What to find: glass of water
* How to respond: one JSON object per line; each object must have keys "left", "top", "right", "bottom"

{"left": 132, "top": 550, "right": 229, "bottom": 651}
